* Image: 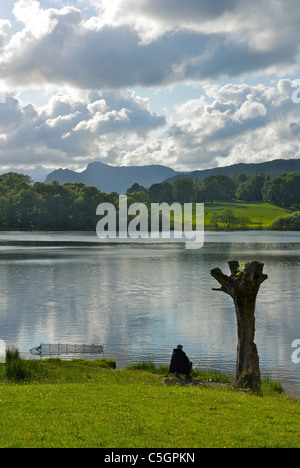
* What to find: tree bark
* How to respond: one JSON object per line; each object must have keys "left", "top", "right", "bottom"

{"left": 210, "top": 261, "right": 268, "bottom": 382}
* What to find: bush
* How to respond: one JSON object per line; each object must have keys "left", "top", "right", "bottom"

{"left": 271, "top": 212, "right": 300, "bottom": 230}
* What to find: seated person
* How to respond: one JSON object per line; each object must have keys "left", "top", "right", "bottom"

{"left": 168, "top": 344, "right": 192, "bottom": 379}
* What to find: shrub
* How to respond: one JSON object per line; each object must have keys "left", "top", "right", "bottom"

{"left": 271, "top": 212, "right": 300, "bottom": 230}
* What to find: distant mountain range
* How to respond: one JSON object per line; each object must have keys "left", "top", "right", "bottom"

{"left": 44, "top": 158, "right": 300, "bottom": 193}
{"left": 45, "top": 161, "right": 180, "bottom": 193}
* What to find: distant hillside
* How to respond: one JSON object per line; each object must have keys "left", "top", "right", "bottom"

{"left": 44, "top": 158, "right": 300, "bottom": 193}
{"left": 165, "top": 158, "right": 300, "bottom": 184}
{"left": 45, "top": 161, "right": 180, "bottom": 193}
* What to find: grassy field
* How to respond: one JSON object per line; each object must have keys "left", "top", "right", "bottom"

{"left": 203, "top": 202, "right": 293, "bottom": 229}
{"left": 0, "top": 358, "right": 299, "bottom": 448}
{"left": 171, "top": 202, "right": 293, "bottom": 230}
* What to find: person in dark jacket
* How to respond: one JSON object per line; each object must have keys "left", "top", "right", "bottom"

{"left": 168, "top": 344, "right": 192, "bottom": 379}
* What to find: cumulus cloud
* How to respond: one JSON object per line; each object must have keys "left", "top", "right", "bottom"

{"left": 1, "top": 1, "right": 300, "bottom": 176}
{"left": 120, "top": 79, "right": 300, "bottom": 171}
{"left": 233, "top": 100, "right": 267, "bottom": 122}
{"left": 0, "top": 19, "right": 11, "bottom": 48}
{"left": 1, "top": 80, "right": 300, "bottom": 175}
{"left": 88, "top": 0, "right": 300, "bottom": 67}
{"left": 173, "top": 79, "right": 300, "bottom": 168}
{"left": 1, "top": 0, "right": 300, "bottom": 91}
{"left": 0, "top": 89, "right": 166, "bottom": 170}
{"left": 88, "top": 0, "right": 285, "bottom": 37}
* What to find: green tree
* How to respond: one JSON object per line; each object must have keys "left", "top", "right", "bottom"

{"left": 172, "top": 179, "right": 195, "bottom": 203}
{"left": 262, "top": 177, "right": 285, "bottom": 205}
{"left": 127, "top": 191, "right": 150, "bottom": 205}
{"left": 33, "top": 181, "right": 74, "bottom": 229}
{"left": 196, "top": 176, "right": 223, "bottom": 203}
{"left": 271, "top": 212, "right": 300, "bottom": 230}
{"left": 214, "top": 175, "right": 236, "bottom": 200}
{"left": 236, "top": 174, "right": 266, "bottom": 202}
{"left": 262, "top": 172, "right": 300, "bottom": 207}
{"left": 0, "top": 172, "right": 32, "bottom": 191}
{"left": 210, "top": 212, "right": 220, "bottom": 229}
{"left": 13, "top": 186, "right": 43, "bottom": 228}
{"left": 148, "top": 182, "right": 174, "bottom": 203}
{"left": 127, "top": 183, "right": 147, "bottom": 194}
{"left": 282, "top": 173, "right": 300, "bottom": 207}
{"left": 219, "top": 209, "right": 239, "bottom": 229}
{"left": 73, "top": 185, "right": 105, "bottom": 229}
{"left": 0, "top": 174, "right": 33, "bottom": 227}
{"left": 238, "top": 216, "right": 252, "bottom": 229}
{"left": 233, "top": 173, "right": 248, "bottom": 190}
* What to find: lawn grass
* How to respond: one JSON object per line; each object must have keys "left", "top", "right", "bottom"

{"left": 0, "top": 359, "right": 299, "bottom": 448}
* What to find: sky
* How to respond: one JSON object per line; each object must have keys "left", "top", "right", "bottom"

{"left": 1, "top": 0, "right": 300, "bottom": 181}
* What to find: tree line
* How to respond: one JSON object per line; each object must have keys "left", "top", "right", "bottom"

{"left": 0, "top": 173, "right": 119, "bottom": 230}
{"left": 0, "top": 170, "right": 300, "bottom": 230}
{"left": 132, "top": 171, "right": 300, "bottom": 207}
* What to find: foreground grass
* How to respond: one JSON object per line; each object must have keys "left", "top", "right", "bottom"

{"left": 0, "top": 359, "right": 299, "bottom": 448}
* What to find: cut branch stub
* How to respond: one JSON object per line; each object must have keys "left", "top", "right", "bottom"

{"left": 211, "top": 261, "right": 268, "bottom": 297}
{"left": 210, "top": 261, "right": 268, "bottom": 384}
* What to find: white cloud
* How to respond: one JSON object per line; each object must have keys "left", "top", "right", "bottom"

{"left": 1, "top": 80, "right": 300, "bottom": 174}
{"left": 0, "top": 19, "right": 11, "bottom": 48}
{"left": 233, "top": 99, "right": 267, "bottom": 122}
{"left": 131, "top": 79, "right": 300, "bottom": 171}
{"left": 1, "top": 0, "right": 300, "bottom": 92}
{"left": 1, "top": 1, "right": 300, "bottom": 175}
{"left": 85, "top": 0, "right": 300, "bottom": 62}
{"left": 0, "top": 90, "right": 166, "bottom": 171}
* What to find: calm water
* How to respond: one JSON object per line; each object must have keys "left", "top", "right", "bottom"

{"left": 0, "top": 230, "right": 300, "bottom": 397}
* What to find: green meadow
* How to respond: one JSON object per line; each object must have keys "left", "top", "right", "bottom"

{"left": 203, "top": 202, "right": 293, "bottom": 229}
{"left": 171, "top": 201, "right": 293, "bottom": 230}
{"left": 0, "top": 359, "right": 299, "bottom": 448}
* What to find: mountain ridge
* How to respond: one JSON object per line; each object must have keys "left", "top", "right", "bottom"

{"left": 44, "top": 158, "right": 300, "bottom": 193}
{"left": 45, "top": 161, "right": 180, "bottom": 193}
{"left": 164, "top": 158, "right": 300, "bottom": 184}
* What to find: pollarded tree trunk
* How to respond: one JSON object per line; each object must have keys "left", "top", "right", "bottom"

{"left": 210, "top": 261, "right": 268, "bottom": 387}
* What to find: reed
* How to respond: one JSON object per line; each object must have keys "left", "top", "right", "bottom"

{"left": 5, "top": 347, "right": 32, "bottom": 381}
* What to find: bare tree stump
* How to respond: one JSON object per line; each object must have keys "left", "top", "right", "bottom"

{"left": 210, "top": 261, "right": 268, "bottom": 389}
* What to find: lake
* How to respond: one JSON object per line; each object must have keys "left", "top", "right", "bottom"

{"left": 0, "top": 230, "right": 300, "bottom": 397}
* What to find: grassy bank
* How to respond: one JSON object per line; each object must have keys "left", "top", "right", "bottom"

{"left": 0, "top": 358, "right": 299, "bottom": 448}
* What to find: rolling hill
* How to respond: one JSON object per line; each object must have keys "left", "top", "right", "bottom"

{"left": 165, "top": 158, "right": 300, "bottom": 184}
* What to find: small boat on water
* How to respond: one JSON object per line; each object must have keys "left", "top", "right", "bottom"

{"left": 30, "top": 343, "right": 104, "bottom": 356}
